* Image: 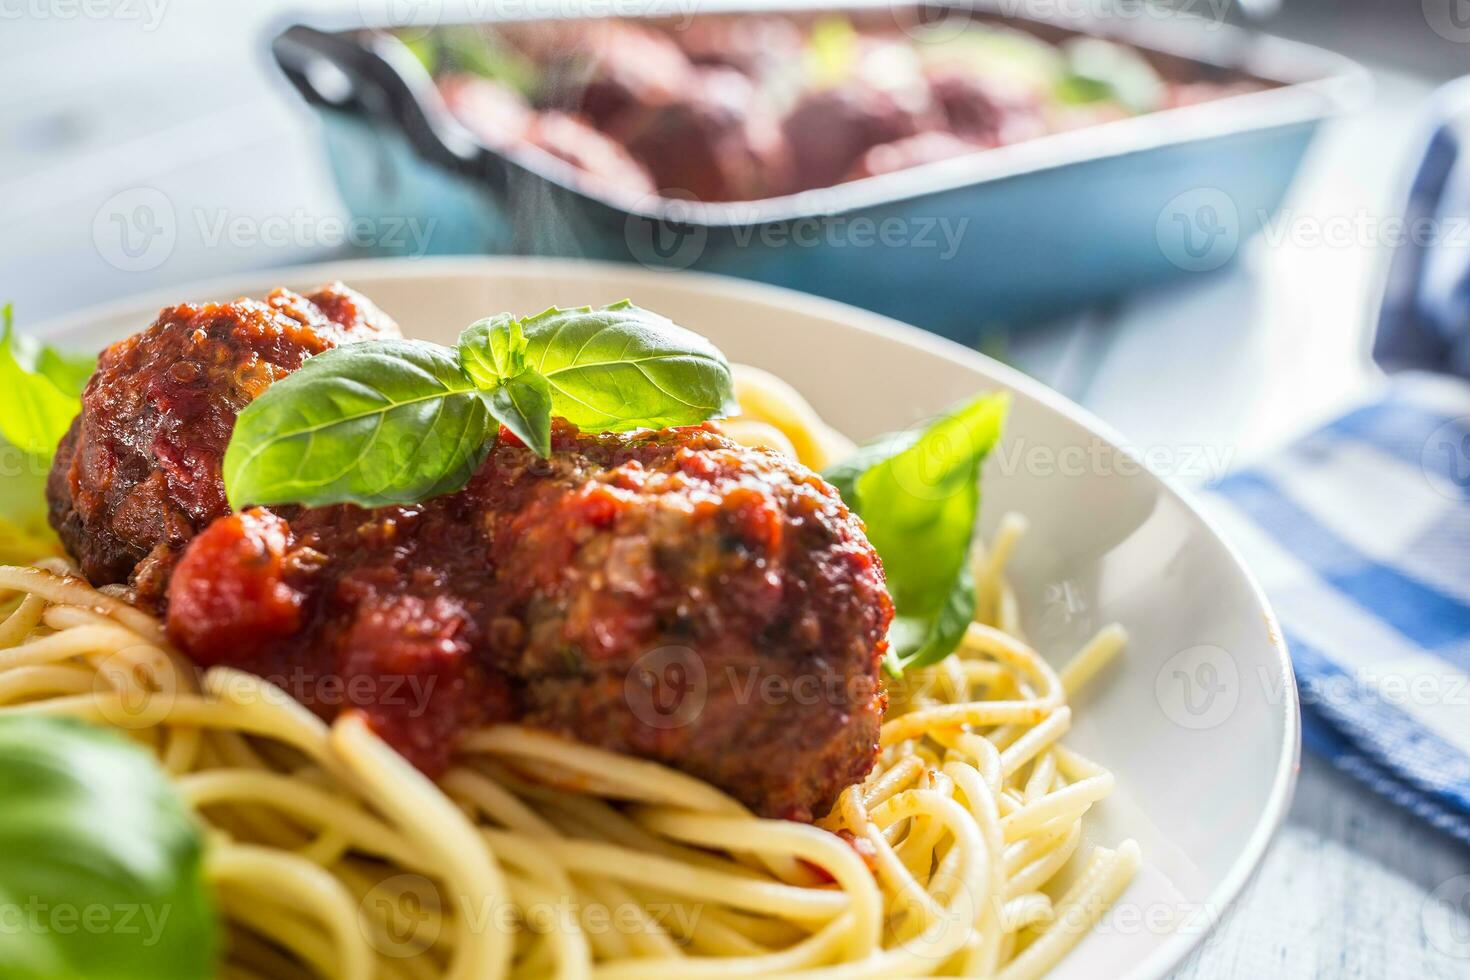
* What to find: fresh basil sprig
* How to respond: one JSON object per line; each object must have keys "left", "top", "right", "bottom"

{"left": 0, "top": 716, "right": 216, "bottom": 979}
{"left": 826, "top": 391, "right": 1010, "bottom": 676}
{"left": 456, "top": 313, "right": 554, "bottom": 456}
{"left": 225, "top": 302, "right": 737, "bottom": 509}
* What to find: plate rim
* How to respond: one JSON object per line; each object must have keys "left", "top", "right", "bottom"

{"left": 31, "top": 254, "right": 1301, "bottom": 980}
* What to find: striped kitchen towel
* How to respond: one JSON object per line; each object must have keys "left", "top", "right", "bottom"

{"left": 1203, "top": 372, "right": 1470, "bottom": 845}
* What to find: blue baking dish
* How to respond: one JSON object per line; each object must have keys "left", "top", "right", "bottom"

{"left": 272, "top": 2, "right": 1365, "bottom": 341}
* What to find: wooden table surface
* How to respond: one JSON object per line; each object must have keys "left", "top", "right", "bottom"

{"left": 3, "top": 4, "right": 1469, "bottom": 977}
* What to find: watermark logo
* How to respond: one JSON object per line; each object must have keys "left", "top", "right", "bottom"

{"left": 1423, "top": 874, "right": 1470, "bottom": 958}
{"left": 624, "top": 646, "right": 708, "bottom": 730}
{"left": 1258, "top": 209, "right": 1470, "bottom": 250}
{"left": 0, "top": 898, "right": 174, "bottom": 945}
{"left": 992, "top": 0, "right": 1232, "bottom": 28}
{"left": 0, "top": 445, "right": 51, "bottom": 481}
{"left": 624, "top": 194, "right": 969, "bottom": 269}
{"left": 1424, "top": 0, "right": 1470, "bottom": 43}
{"left": 890, "top": 0, "right": 973, "bottom": 44}
{"left": 1155, "top": 644, "right": 1239, "bottom": 730}
{"left": 1037, "top": 578, "right": 1091, "bottom": 642}
{"left": 91, "top": 646, "right": 182, "bottom": 730}
{"left": 892, "top": 870, "right": 978, "bottom": 960}
{"left": 359, "top": 0, "right": 443, "bottom": 40}
{"left": 361, "top": 874, "right": 443, "bottom": 958}
{"left": 0, "top": 0, "right": 169, "bottom": 30}
{"left": 93, "top": 187, "right": 176, "bottom": 273}
{"left": 1157, "top": 188, "right": 1239, "bottom": 273}
{"left": 94, "top": 192, "right": 439, "bottom": 271}
{"left": 1421, "top": 417, "right": 1470, "bottom": 500}
{"left": 192, "top": 208, "right": 438, "bottom": 255}
{"left": 624, "top": 194, "right": 709, "bottom": 271}
{"left": 729, "top": 213, "right": 968, "bottom": 259}
{"left": 990, "top": 437, "right": 1236, "bottom": 483}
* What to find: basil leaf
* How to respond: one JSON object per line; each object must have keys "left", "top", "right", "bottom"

{"left": 459, "top": 316, "right": 555, "bottom": 456}
{"left": 32, "top": 346, "right": 98, "bottom": 399}
{"left": 1059, "top": 38, "right": 1164, "bottom": 114}
{"left": 223, "top": 339, "right": 495, "bottom": 509}
{"left": 458, "top": 313, "right": 527, "bottom": 389}
{"left": 0, "top": 306, "right": 91, "bottom": 560}
{"left": 826, "top": 391, "right": 1010, "bottom": 674}
{"left": 805, "top": 16, "right": 860, "bottom": 87}
{"left": 0, "top": 434, "right": 61, "bottom": 563}
{"left": 487, "top": 371, "right": 553, "bottom": 458}
{"left": 418, "top": 26, "right": 540, "bottom": 98}
{"left": 0, "top": 305, "right": 92, "bottom": 457}
{"left": 0, "top": 716, "right": 216, "bottom": 979}
{"left": 522, "top": 302, "right": 739, "bottom": 433}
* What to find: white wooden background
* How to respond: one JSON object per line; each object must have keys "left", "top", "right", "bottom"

{"left": 2, "top": 2, "right": 1469, "bottom": 977}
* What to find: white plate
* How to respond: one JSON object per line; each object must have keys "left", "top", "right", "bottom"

{"left": 33, "top": 256, "right": 1298, "bottom": 980}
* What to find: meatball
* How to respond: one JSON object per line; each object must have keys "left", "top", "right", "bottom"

{"left": 1164, "top": 79, "right": 1261, "bottom": 110}
{"left": 847, "top": 131, "right": 979, "bottom": 180}
{"left": 611, "top": 69, "right": 790, "bottom": 202}
{"left": 674, "top": 15, "right": 805, "bottom": 80}
{"left": 47, "top": 284, "right": 399, "bottom": 602}
{"left": 533, "top": 21, "right": 696, "bottom": 131}
{"left": 781, "top": 83, "right": 934, "bottom": 192}
{"left": 523, "top": 110, "right": 656, "bottom": 196}
{"left": 927, "top": 69, "right": 1047, "bottom": 147}
{"left": 167, "top": 423, "right": 892, "bottom": 820}
{"left": 438, "top": 76, "right": 655, "bottom": 195}
{"left": 438, "top": 74, "right": 535, "bottom": 148}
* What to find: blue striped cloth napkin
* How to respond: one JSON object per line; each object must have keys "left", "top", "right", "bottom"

{"left": 1202, "top": 373, "right": 1470, "bottom": 845}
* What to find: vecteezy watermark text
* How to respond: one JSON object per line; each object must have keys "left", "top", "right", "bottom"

{"left": 94, "top": 188, "right": 439, "bottom": 272}
{"left": 360, "top": 874, "right": 706, "bottom": 957}
{"left": 625, "top": 196, "right": 970, "bottom": 270}
{"left": 0, "top": 0, "right": 167, "bottom": 30}
{"left": 0, "top": 899, "right": 174, "bottom": 946}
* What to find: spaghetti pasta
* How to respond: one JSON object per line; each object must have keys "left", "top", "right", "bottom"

{"left": 0, "top": 373, "right": 1137, "bottom": 979}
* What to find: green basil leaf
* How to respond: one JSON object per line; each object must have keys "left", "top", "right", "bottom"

{"left": 223, "top": 339, "right": 495, "bottom": 509}
{"left": 1059, "top": 38, "right": 1164, "bottom": 114}
{"left": 805, "top": 16, "right": 860, "bottom": 87}
{"left": 0, "top": 434, "right": 61, "bottom": 563}
{"left": 422, "top": 26, "right": 540, "bottom": 97}
{"left": 460, "top": 316, "right": 555, "bottom": 457}
{"left": 486, "top": 371, "right": 553, "bottom": 458}
{"left": 458, "top": 313, "right": 527, "bottom": 389}
{"left": 33, "top": 347, "right": 98, "bottom": 399}
{"left": 0, "top": 716, "right": 216, "bottom": 979}
{"left": 0, "top": 305, "right": 91, "bottom": 457}
{"left": 825, "top": 391, "right": 1010, "bottom": 675}
{"left": 521, "top": 302, "right": 739, "bottom": 433}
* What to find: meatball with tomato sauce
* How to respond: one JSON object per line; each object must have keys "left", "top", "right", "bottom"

{"left": 46, "top": 284, "right": 398, "bottom": 604}
{"left": 167, "top": 422, "right": 892, "bottom": 820}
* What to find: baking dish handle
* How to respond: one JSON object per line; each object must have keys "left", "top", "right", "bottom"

{"left": 271, "top": 24, "right": 504, "bottom": 190}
